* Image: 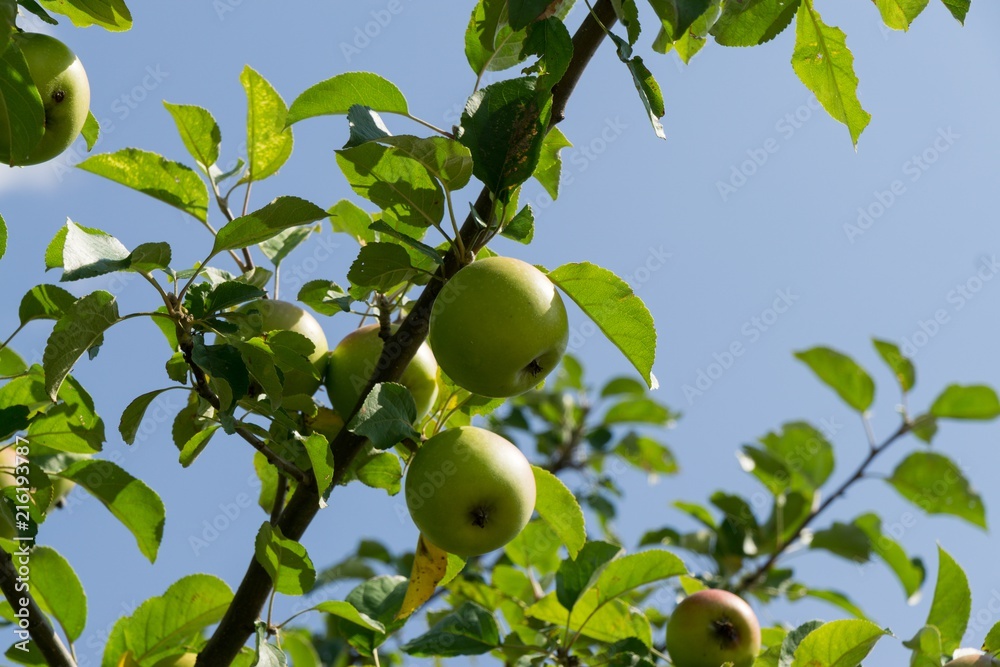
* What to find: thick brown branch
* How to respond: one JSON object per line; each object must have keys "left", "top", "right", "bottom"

{"left": 196, "top": 3, "right": 619, "bottom": 664}
{"left": 0, "top": 547, "right": 76, "bottom": 667}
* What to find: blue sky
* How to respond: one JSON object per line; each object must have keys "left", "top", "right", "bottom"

{"left": 1, "top": 1, "right": 999, "bottom": 664}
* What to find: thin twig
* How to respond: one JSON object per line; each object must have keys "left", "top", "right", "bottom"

{"left": 735, "top": 420, "right": 911, "bottom": 592}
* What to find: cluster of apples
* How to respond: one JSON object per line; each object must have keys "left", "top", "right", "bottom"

{"left": 241, "top": 256, "right": 569, "bottom": 557}
{"left": 0, "top": 32, "right": 91, "bottom": 166}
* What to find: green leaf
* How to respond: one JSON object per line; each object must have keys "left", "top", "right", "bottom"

{"left": 791, "top": 1, "right": 871, "bottom": 147}
{"left": 191, "top": 341, "right": 249, "bottom": 412}
{"left": 649, "top": 0, "right": 713, "bottom": 41}
{"left": 710, "top": 0, "right": 800, "bottom": 46}
{"left": 213, "top": 196, "right": 327, "bottom": 254}
{"left": 302, "top": 433, "right": 334, "bottom": 498}
{"left": 347, "top": 383, "right": 420, "bottom": 449}
{"left": 853, "top": 513, "right": 924, "bottom": 602}
{"left": 930, "top": 384, "right": 1000, "bottom": 420}
{"left": 527, "top": 590, "right": 652, "bottom": 645}
{"left": 163, "top": 101, "right": 221, "bottom": 170}
{"left": 556, "top": 541, "right": 623, "bottom": 611}
{"left": 0, "top": 3, "right": 13, "bottom": 54}
{"left": 27, "top": 376, "right": 106, "bottom": 454}
{"left": 251, "top": 623, "right": 286, "bottom": 667}
{"left": 347, "top": 242, "right": 417, "bottom": 293}
{"left": 120, "top": 575, "right": 233, "bottom": 663}
{"left": 313, "top": 600, "right": 385, "bottom": 633}
{"left": 328, "top": 199, "right": 376, "bottom": 245}
{"left": 259, "top": 225, "right": 315, "bottom": 267}
{"left": 287, "top": 72, "right": 409, "bottom": 126}
{"left": 26, "top": 546, "right": 87, "bottom": 641}
{"left": 531, "top": 465, "right": 586, "bottom": 558}
{"left": 0, "top": 212, "right": 5, "bottom": 260}
{"left": 38, "top": 0, "right": 131, "bottom": 30}
{"left": 520, "top": 17, "right": 574, "bottom": 91}
{"left": 18, "top": 284, "right": 77, "bottom": 326}
{"left": 984, "top": 621, "right": 1000, "bottom": 653}
{"left": 872, "top": 0, "right": 930, "bottom": 31}
{"left": 355, "top": 451, "right": 402, "bottom": 496}
{"left": 809, "top": 522, "right": 871, "bottom": 563}
{"left": 178, "top": 425, "right": 219, "bottom": 468}
{"left": 336, "top": 142, "right": 444, "bottom": 228}
{"left": 254, "top": 523, "right": 317, "bottom": 596}
{"left": 799, "top": 588, "right": 868, "bottom": 620}
{"left": 402, "top": 602, "right": 500, "bottom": 657}
{"left": 500, "top": 205, "right": 535, "bottom": 244}
{"left": 903, "top": 625, "right": 943, "bottom": 667}
{"left": 925, "top": 545, "right": 971, "bottom": 654}
{"left": 794, "top": 346, "right": 875, "bottom": 412}
{"left": 533, "top": 126, "right": 571, "bottom": 199}
{"left": 0, "top": 41, "right": 45, "bottom": 165}
{"left": 603, "top": 397, "right": 674, "bottom": 426}
{"left": 240, "top": 66, "right": 293, "bottom": 183}
{"left": 939, "top": 0, "right": 970, "bottom": 23}
{"left": 119, "top": 389, "right": 174, "bottom": 445}
{"left": 873, "top": 338, "right": 915, "bottom": 392}
{"left": 43, "top": 291, "right": 120, "bottom": 400}
{"left": 614, "top": 433, "right": 678, "bottom": 475}
{"left": 594, "top": 550, "right": 686, "bottom": 606}
{"left": 297, "top": 280, "right": 353, "bottom": 316}
{"left": 0, "top": 348, "right": 26, "bottom": 377}
{"left": 81, "top": 111, "right": 100, "bottom": 150}
{"left": 369, "top": 220, "right": 442, "bottom": 266}
{"left": 747, "top": 421, "right": 834, "bottom": 494}
{"left": 465, "top": 0, "right": 528, "bottom": 76}
{"left": 547, "top": 262, "right": 657, "bottom": 389}
{"left": 344, "top": 104, "right": 391, "bottom": 148}
{"left": 459, "top": 77, "right": 552, "bottom": 199}
{"left": 790, "top": 619, "right": 889, "bottom": 667}
{"left": 379, "top": 135, "right": 474, "bottom": 191}
{"left": 57, "top": 220, "right": 130, "bottom": 282}
{"left": 887, "top": 451, "right": 985, "bottom": 528}
{"left": 610, "top": 35, "right": 666, "bottom": 139}
{"left": 77, "top": 149, "right": 209, "bottom": 222}
{"left": 60, "top": 459, "right": 165, "bottom": 562}
{"left": 505, "top": 519, "right": 562, "bottom": 575}
{"left": 339, "top": 575, "right": 408, "bottom": 655}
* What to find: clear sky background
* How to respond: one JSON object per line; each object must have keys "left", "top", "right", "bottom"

{"left": 1, "top": 2, "right": 999, "bottom": 665}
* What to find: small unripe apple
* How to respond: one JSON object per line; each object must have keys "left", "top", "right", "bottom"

{"left": 309, "top": 406, "right": 344, "bottom": 442}
{"left": 428, "top": 256, "right": 569, "bottom": 398}
{"left": 0, "top": 33, "right": 90, "bottom": 166}
{"left": 405, "top": 426, "right": 535, "bottom": 557}
{"left": 666, "top": 589, "right": 761, "bottom": 667}
{"left": 325, "top": 324, "right": 438, "bottom": 419}
{"left": 0, "top": 446, "right": 75, "bottom": 539}
{"left": 237, "top": 300, "right": 329, "bottom": 397}
{"left": 945, "top": 654, "right": 1000, "bottom": 666}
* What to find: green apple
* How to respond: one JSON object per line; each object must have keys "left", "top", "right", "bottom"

{"left": 666, "top": 589, "right": 761, "bottom": 667}
{"left": 429, "top": 256, "right": 568, "bottom": 398}
{"left": 405, "top": 426, "right": 535, "bottom": 557}
{"left": 309, "top": 406, "right": 345, "bottom": 442}
{"left": 0, "top": 32, "right": 91, "bottom": 166}
{"left": 325, "top": 323, "right": 439, "bottom": 419}
{"left": 237, "top": 300, "right": 329, "bottom": 397}
{"left": 945, "top": 654, "right": 1000, "bottom": 666}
